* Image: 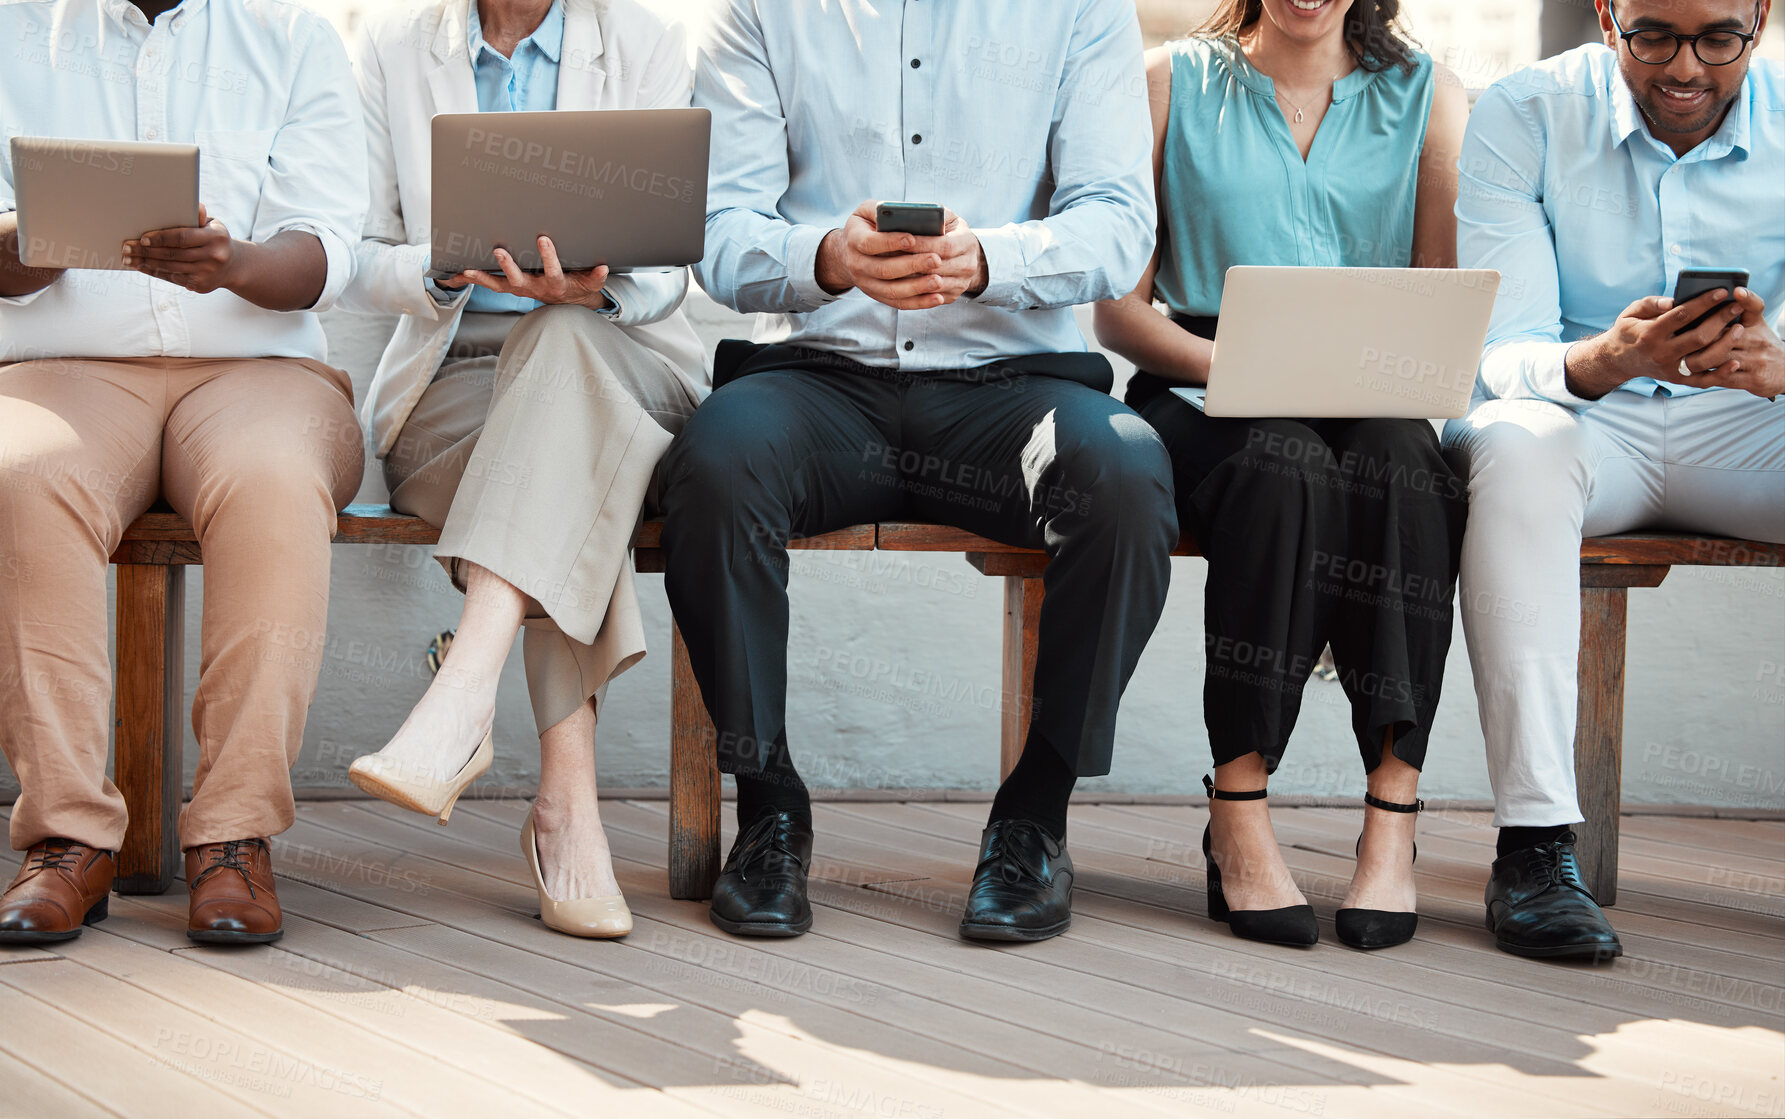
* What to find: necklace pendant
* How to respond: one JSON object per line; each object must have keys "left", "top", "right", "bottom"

{"left": 1294, "top": 108, "right": 1305, "bottom": 123}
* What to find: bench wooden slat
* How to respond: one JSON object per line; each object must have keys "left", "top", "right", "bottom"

{"left": 104, "top": 504, "right": 1778, "bottom": 906}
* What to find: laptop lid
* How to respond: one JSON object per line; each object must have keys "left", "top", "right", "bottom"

{"left": 429, "top": 108, "right": 710, "bottom": 277}
{"left": 1203, "top": 266, "right": 1501, "bottom": 420}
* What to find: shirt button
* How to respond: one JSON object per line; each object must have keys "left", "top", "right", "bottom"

{"left": 903, "top": 340, "right": 914, "bottom": 351}
{"left": 159, "top": 301, "right": 173, "bottom": 311}
{"left": 146, "top": 128, "right": 158, "bottom": 139}
{"left": 1670, "top": 244, "right": 1683, "bottom": 255}
{"left": 910, "top": 58, "right": 921, "bottom": 68}
{"left": 911, "top": 134, "right": 922, "bottom": 144}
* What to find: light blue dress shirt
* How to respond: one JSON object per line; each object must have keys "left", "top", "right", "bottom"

{"left": 692, "top": 0, "right": 1156, "bottom": 371}
{"left": 1155, "top": 37, "right": 1435, "bottom": 316}
{"left": 1458, "top": 45, "right": 1785, "bottom": 407}
{"left": 462, "top": 0, "right": 563, "bottom": 314}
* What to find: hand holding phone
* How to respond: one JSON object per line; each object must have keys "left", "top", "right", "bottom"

{"left": 874, "top": 202, "right": 946, "bottom": 237}
{"left": 1672, "top": 269, "right": 1749, "bottom": 336}
{"left": 817, "top": 200, "right": 987, "bottom": 310}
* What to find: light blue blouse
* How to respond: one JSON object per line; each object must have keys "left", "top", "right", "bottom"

{"left": 1154, "top": 37, "right": 1435, "bottom": 318}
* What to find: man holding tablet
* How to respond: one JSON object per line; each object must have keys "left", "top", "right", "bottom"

{"left": 1445, "top": 0, "right": 1783, "bottom": 960}
{"left": 0, "top": 0, "right": 367, "bottom": 945}
{"left": 664, "top": 0, "right": 1175, "bottom": 943}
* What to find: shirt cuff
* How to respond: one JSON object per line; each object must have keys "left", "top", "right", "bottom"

{"left": 972, "top": 224, "right": 1029, "bottom": 310}
{"left": 277, "top": 221, "right": 355, "bottom": 311}
{"left": 1487, "top": 340, "right": 1596, "bottom": 408}
{"left": 1, "top": 209, "right": 54, "bottom": 306}
{"left": 425, "top": 275, "right": 472, "bottom": 308}
{"left": 0, "top": 284, "right": 51, "bottom": 307}
{"left": 595, "top": 288, "right": 622, "bottom": 318}
{"left": 787, "top": 224, "right": 844, "bottom": 309}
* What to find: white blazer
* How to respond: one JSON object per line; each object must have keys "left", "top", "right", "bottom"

{"left": 341, "top": 0, "right": 709, "bottom": 458}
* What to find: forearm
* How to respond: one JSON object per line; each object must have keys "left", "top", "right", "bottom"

{"left": 1093, "top": 295, "right": 1211, "bottom": 385}
{"left": 0, "top": 212, "right": 64, "bottom": 298}
{"left": 693, "top": 210, "right": 833, "bottom": 314}
{"left": 975, "top": 200, "right": 1154, "bottom": 311}
{"left": 226, "top": 230, "right": 329, "bottom": 311}
{"left": 1561, "top": 334, "right": 1624, "bottom": 401}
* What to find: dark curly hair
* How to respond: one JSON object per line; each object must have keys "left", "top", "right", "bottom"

{"left": 1199, "top": 0, "right": 1421, "bottom": 75}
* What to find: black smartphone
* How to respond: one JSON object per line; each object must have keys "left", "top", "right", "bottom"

{"left": 875, "top": 201, "right": 945, "bottom": 237}
{"left": 1672, "top": 268, "right": 1749, "bottom": 335}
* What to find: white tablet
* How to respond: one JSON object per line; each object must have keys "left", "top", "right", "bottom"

{"left": 10, "top": 137, "right": 201, "bottom": 270}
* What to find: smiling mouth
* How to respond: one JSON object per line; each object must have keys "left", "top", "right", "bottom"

{"left": 1654, "top": 85, "right": 1712, "bottom": 111}
{"left": 1288, "top": 0, "right": 1333, "bottom": 11}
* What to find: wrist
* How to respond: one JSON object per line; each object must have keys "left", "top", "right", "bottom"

{"left": 1563, "top": 336, "right": 1616, "bottom": 401}
{"left": 218, "top": 238, "right": 255, "bottom": 296}
{"left": 815, "top": 228, "right": 853, "bottom": 296}
{"left": 965, "top": 239, "right": 989, "bottom": 299}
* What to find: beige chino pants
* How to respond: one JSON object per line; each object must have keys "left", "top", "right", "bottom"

{"left": 383, "top": 305, "right": 701, "bottom": 735}
{"left": 0, "top": 356, "right": 363, "bottom": 851}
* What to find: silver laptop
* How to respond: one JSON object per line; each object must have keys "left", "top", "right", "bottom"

{"left": 429, "top": 108, "right": 709, "bottom": 278}
{"left": 1196, "top": 266, "right": 1501, "bottom": 420}
{"left": 10, "top": 137, "right": 201, "bottom": 270}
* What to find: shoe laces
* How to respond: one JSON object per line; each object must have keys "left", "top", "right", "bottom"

{"left": 192, "top": 839, "right": 266, "bottom": 898}
{"left": 728, "top": 814, "right": 803, "bottom": 882}
{"left": 976, "top": 820, "right": 1053, "bottom": 886}
{"left": 27, "top": 839, "right": 83, "bottom": 873}
{"left": 1529, "top": 833, "right": 1592, "bottom": 896}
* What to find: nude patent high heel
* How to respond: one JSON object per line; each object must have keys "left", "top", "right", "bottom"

{"left": 348, "top": 729, "right": 493, "bottom": 824}
{"left": 520, "top": 811, "right": 632, "bottom": 938}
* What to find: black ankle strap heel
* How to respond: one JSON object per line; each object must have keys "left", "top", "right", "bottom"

{"left": 1200, "top": 775, "right": 1318, "bottom": 947}
{"left": 1337, "top": 793, "right": 1423, "bottom": 951}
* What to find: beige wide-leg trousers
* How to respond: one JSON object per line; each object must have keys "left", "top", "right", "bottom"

{"left": 383, "top": 306, "right": 702, "bottom": 735}
{"left": 0, "top": 357, "right": 363, "bottom": 851}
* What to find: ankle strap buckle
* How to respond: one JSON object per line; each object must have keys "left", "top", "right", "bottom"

{"left": 1203, "top": 774, "right": 1268, "bottom": 802}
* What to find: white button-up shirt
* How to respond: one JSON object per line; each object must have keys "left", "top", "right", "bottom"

{"left": 0, "top": 0, "right": 367, "bottom": 362}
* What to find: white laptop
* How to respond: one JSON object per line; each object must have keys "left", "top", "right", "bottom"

{"left": 1178, "top": 266, "right": 1501, "bottom": 420}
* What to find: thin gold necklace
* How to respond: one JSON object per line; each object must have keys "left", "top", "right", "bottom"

{"left": 1273, "top": 80, "right": 1335, "bottom": 124}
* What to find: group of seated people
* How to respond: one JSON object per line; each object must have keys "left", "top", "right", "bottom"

{"left": 0, "top": 0, "right": 1779, "bottom": 967}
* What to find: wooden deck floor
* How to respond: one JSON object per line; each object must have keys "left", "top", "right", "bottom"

{"left": 1, "top": 799, "right": 1781, "bottom": 1118}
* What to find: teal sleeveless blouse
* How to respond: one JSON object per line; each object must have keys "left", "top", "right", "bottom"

{"left": 1153, "top": 37, "right": 1436, "bottom": 317}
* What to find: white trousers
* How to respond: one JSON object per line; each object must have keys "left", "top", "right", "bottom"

{"left": 1442, "top": 390, "right": 1785, "bottom": 827}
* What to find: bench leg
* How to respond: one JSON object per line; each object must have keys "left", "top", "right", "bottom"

{"left": 669, "top": 622, "right": 720, "bottom": 900}
{"left": 113, "top": 564, "right": 185, "bottom": 895}
{"left": 1574, "top": 585, "right": 1628, "bottom": 907}
{"left": 1001, "top": 575, "right": 1044, "bottom": 782}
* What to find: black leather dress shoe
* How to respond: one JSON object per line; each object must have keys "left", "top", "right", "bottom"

{"left": 1485, "top": 832, "right": 1622, "bottom": 961}
{"left": 959, "top": 819, "right": 1073, "bottom": 942}
{"left": 709, "top": 812, "right": 814, "bottom": 937}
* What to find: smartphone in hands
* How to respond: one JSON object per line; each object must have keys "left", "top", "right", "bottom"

{"left": 1672, "top": 268, "right": 1749, "bottom": 335}
{"left": 874, "top": 202, "right": 945, "bottom": 237}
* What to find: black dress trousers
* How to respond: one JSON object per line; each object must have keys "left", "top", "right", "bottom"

{"left": 660, "top": 345, "right": 1178, "bottom": 779}
{"left": 1128, "top": 319, "right": 1468, "bottom": 775}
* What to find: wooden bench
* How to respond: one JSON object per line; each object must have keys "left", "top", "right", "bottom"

{"left": 107, "top": 505, "right": 1780, "bottom": 907}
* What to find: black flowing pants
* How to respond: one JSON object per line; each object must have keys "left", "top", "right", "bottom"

{"left": 1130, "top": 370, "right": 1467, "bottom": 775}
{"left": 660, "top": 347, "right": 1178, "bottom": 780}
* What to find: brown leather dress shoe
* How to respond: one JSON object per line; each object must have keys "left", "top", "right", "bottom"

{"left": 185, "top": 839, "right": 282, "bottom": 944}
{"left": 0, "top": 839, "right": 114, "bottom": 945}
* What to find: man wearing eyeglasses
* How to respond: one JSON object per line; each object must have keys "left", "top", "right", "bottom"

{"left": 1445, "top": 0, "right": 1783, "bottom": 961}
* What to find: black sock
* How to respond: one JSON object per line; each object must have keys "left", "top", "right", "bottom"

{"left": 988, "top": 729, "right": 1076, "bottom": 840}
{"left": 1496, "top": 824, "right": 1572, "bottom": 858}
{"left": 733, "top": 730, "right": 811, "bottom": 828}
